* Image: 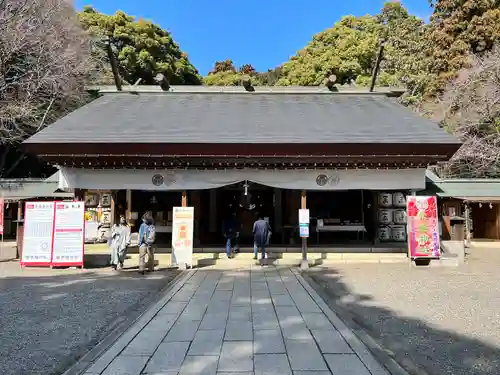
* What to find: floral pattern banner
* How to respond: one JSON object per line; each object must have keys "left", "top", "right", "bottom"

{"left": 407, "top": 196, "right": 440, "bottom": 258}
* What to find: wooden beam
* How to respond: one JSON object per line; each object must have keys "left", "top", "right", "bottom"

{"left": 181, "top": 191, "right": 187, "bottom": 207}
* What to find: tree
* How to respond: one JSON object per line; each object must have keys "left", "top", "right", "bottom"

{"left": 276, "top": 3, "right": 430, "bottom": 91}
{"left": 209, "top": 60, "right": 236, "bottom": 74}
{"left": 426, "top": 0, "right": 500, "bottom": 93}
{"left": 434, "top": 47, "right": 500, "bottom": 178}
{"left": 429, "top": 0, "right": 500, "bottom": 67}
{"left": 254, "top": 67, "right": 283, "bottom": 86}
{"left": 78, "top": 7, "right": 201, "bottom": 85}
{"left": 203, "top": 63, "right": 283, "bottom": 86}
{"left": 239, "top": 64, "right": 256, "bottom": 74}
{"left": 0, "top": 0, "right": 94, "bottom": 177}
{"left": 277, "top": 14, "right": 381, "bottom": 86}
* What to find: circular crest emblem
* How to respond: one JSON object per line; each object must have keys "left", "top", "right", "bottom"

{"left": 163, "top": 173, "right": 177, "bottom": 186}
{"left": 152, "top": 174, "right": 164, "bottom": 186}
{"left": 316, "top": 174, "right": 329, "bottom": 186}
{"left": 316, "top": 173, "right": 340, "bottom": 187}
{"left": 330, "top": 174, "right": 340, "bottom": 186}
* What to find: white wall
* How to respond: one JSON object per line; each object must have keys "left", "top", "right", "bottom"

{"left": 58, "top": 168, "right": 426, "bottom": 191}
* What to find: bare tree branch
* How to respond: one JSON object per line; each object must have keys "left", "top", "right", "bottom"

{"left": 0, "top": 0, "right": 96, "bottom": 144}
{"left": 433, "top": 46, "right": 500, "bottom": 178}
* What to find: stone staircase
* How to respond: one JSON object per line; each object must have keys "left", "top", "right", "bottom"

{"left": 83, "top": 247, "right": 408, "bottom": 268}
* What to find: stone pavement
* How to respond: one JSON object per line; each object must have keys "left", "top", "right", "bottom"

{"left": 82, "top": 266, "right": 390, "bottom": 375}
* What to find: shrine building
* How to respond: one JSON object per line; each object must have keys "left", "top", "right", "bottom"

{"left": 22, "top": 85, "right": 461, "bottom": 252}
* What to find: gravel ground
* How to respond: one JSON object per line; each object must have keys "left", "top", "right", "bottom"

{"left": 307, "top": 247, "right": 500, "bottom": 375}
{"left": 0, "top": 261, "right": 180, "bottom": 375}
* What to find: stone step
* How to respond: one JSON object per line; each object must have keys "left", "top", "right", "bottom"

{"left": 84, "top": 251, "right": 408, "bottom": 268}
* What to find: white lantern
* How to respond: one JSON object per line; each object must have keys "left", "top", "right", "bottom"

{"left": 393, "top": 192, "right": 406, "bottom": 207}
{"left": 378, "top": 209, "right": 393, "bottom": 224}
{"left": 391, "top": 226, "right": 406, "bottom": 241}
{"left": 393, "top": 209, "right": 407, "bottom": 224}
{"left": 378, "top": 227, "right": 391, "bottom": 241}
{"left": 378, "top": 193, "right": 393, "bottom": 207}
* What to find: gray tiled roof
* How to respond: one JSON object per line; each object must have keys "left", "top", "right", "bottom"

{"left": 24, "top": 92, "right": 459, "bottom": 144}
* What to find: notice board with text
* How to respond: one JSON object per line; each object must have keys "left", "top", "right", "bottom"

{"left": 21, "top": 201, "right": 85, "bottom": 268}
{"left": 21, "top": 202, "right": 56, "bottom": 267}
{"left": 52, "top": 201, "right": 85, "bottom": 267}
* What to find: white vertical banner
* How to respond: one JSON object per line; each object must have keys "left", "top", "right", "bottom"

{"left": 171, "top": 207, "right": 194, "bottom": 268}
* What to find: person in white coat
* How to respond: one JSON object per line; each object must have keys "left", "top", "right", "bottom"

{"left": 110, "top": 215, "right": 131, "bottom": 270}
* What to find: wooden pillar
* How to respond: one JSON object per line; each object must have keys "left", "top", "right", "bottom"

{"left": 110, "top": 192, "right": 115, "bottom": 225}
{"left": 209, "top": 189, "right": 217, "bottom": 233}
{"left": 274, "top": 188, "right": 282, "bottom": 235}
{"left": 181, "top": 191, "right": 187, "bottom": 207}
{"left": 300, "top": 190, "right": 308, "bottom": 269}
{"left": 191, "top": 191, "right": 201, "bottom": 246}
{"left": 465, "top": 203, "right": 471, "bottom": 246}
{"left": 126, "top": 189, "right": 133, "bottom": 228}
{"left": 16, "top": 201, "right": 22, "bottom": 259}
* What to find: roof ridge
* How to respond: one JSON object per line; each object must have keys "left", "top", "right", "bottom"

{"left": 86, "top": 85, "right": 405, "bottom": 97}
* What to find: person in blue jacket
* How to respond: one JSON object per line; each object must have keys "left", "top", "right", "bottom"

{"left": 138, "top": 213, "right": 155, "bottom": 274}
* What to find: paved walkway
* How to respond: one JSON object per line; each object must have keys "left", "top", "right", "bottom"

{"left": 82, "top": 267, "right": 389, "bottom": 375}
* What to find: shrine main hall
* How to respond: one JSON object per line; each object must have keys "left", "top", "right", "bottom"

{"left": 23, "top": 85, "right": 460, "bottom": 251}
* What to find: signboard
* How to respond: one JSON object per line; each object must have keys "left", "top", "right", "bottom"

{"left": 407, "top": 196, "right": 440, "bottom": 258}
{"left": 52, "top": 201, "right": 85, "bottom": 267}
{"left": 21, "top": 202, "right": 56, "bottom": 266}
{"left": 0, "top": 197, "right": 4, "bottom": 235}
{"left": 299, "top": 209, "right": 310, "bottom": 238}
{"left": 171, "top": 207, "right": 194, "bottom": 268}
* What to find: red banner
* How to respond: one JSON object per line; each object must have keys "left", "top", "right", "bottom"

{"left": 407, "top": 196, "right": 441, "bottom": 258}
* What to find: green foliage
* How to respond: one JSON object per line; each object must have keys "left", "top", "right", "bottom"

{"left": 201, "top": 2, "right": 435, "bottom": 97}
{"left": 203, "top": 71, "right": 241, "bottom": 86}
{"left": 78, "top": 7, "right": 201, "bottom": 85}
{"left": 277, "top": 14, "right": 381, "bottom": 86}
{"left": 277, "top": 3, "right": 432, "bottom": 92}
{"left": 203, "top": 63, "right": 282, "bottom": 86}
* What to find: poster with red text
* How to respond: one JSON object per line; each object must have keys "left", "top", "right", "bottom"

{"left": 51, "top": 201, "right": 85, "bottom": 267}
{"left": 171, "top": 207, "right": 194, "bottom": 268}
{"left": 407, "top": 196, "right": 440, "bottom": 258}
{"left": 21, "top": 202, "right": 56, "bottom": 267}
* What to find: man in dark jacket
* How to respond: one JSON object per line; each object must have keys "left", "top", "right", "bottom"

{"left": 253, "top": 215, "right": 271, "bottom": 262}
{"left": 223, "top": 212, "right": 238, "bottom": 258}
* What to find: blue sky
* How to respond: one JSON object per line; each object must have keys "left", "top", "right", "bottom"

{"left": 75, "top": 0, "right": 433, "bottom": 75}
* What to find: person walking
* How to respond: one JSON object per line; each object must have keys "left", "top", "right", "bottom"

{"left": 253, "top": 215, "right": 271, "bottom": 263}
{"left": 110, "top": 215, "right": 131, "bottom": 270}
{"left": 223, "top": 212, "right": 238, "bottom": 259}
{"left": 138, "top": 213, "right": 156, "bottom": 275}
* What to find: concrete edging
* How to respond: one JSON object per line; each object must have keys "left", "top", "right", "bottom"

{"left": 295, "top": 268, "right": 419, "bottom": 375}
{"left": 62, "top": 269, "right": 196, "bottom": 375}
